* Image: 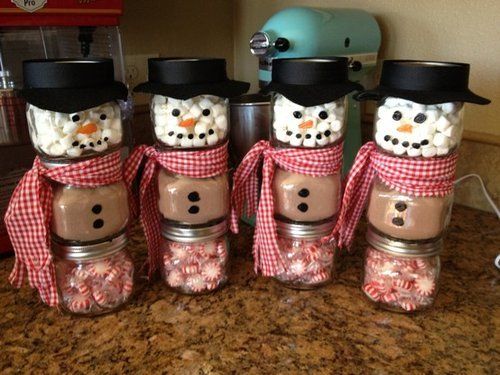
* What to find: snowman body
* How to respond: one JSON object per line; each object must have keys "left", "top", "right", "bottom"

{"left": 151, "top": 94, "right": 228, "bottom": 149}
{"left": 27, "top": 102, "right": 122, "bottom": 159}
{"left": 272, "top": 94, "right": 346, "bottom": 148}
{"left": 51, "top": 182, "right": 130, "bottom": 242}
{"left": 374, "top": 97, "right": 463, "bottom": 157}
{"left": 273, "top": 169, "right": 341, "bottom": 223}
{"left": 366, "top": 179, "right": 453, "bottom": 240}
{"left": 157, "top": 169, "right": 229, "bottom": 225}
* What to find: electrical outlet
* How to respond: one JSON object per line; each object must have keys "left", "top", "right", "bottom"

{"left": 125, "top": 53, "right": 159, "bottom": 106}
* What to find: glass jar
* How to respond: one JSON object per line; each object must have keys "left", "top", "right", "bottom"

{"left": 373, "top": 97, "right": 464, "bottom": 157}
{"left": 273, "top": 221, "right": 336, "bottom": 289}
{"left": 51, "top": 180, "right": 130, "bottom": 244}
{"left": 272, "top": 168, "right": 341, "bottom": 223}
{"left": 366, "top": 177, "right": 453, "bottom": 241}
{"left": 362, "top": 228, "right": 441, "bottom": 313}
{"left": 160, "top": 220, "right": 228, "bottom": 294}
{"left": 151, "top": 94, "right": 229, "bottom": 149}
{"left": 271, "top": 93, "right": 347, "bottom": 148}
{"left": 26, "top": 101, "right": 123, "bottom": 160}
{"left": 53, "top": 233, "right": 134, "bottom": 315}
{"left": 158, "top": 168, "right": 229, "bottom": 226}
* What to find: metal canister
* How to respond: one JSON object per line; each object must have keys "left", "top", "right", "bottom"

{"left": 229, "top": 93, "right": 271, "bottom": 166}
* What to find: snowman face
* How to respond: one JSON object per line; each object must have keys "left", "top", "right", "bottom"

{"left": 158, "top": 170, "right": 229, "bottom": 225}
{"left": 27, "top": 102, "right": 122, "bottom": 159}
{"left": 374, "top": 97, "right": 464, "bottom": 157}
{"left": 272, "top": 94, "right": 346, "bottom": 148}
{"left": 51, "top": 182, "right": 130, "bottom": 242}
{"left": 151, "top": 94, "right": 228, "bottom": 149}
{"left": 272, "top": 169, "right": 341, "bottom": 222}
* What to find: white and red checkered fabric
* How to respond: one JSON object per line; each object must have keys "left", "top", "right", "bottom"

{"left": 4, "top": 151, "right": 123, "bottom": 307}
{"left": 123, "top": 143, "right": 228, "bottom": 277}
{"left": 230, "top": 140, "right": 343, "bottom": 276}
{"left": 332, "top": 141, "right": 458, "bottom": 249}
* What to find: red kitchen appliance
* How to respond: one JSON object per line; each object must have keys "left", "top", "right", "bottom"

{"left": 0, "top": 0, "right": 131, "bottom": 255}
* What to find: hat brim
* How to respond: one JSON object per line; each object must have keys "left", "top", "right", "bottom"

{"left": 354, "top": 86, "right": 491, "bottom": 105}
{"left": 22, "top": 81, "right": 128, "bottom": 113}
{"left": 260, "top": 81, "right": 363, "bottom": 107}
{"left": 134, "top": 80, "right": 250, "bottom": 99}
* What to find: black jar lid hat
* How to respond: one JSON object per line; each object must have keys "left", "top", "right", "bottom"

{"left": 21, "top": 58, "right": 128, "bottom": 113}
{"left": 260, "top": 57, "right": 364, "bottom": 107}
{"left": 354, "top": 60, "right": 490, "bottom": 105}
{"left": 134, "top": 58, "right": 250, "bottom": 99}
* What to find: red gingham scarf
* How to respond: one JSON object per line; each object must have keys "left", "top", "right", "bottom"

{"left": 123, "top": 142, "right": 228, "bottom": 277}
{"left": 4, "top": 151, "right": 123, "bottom": 307}
{"left": 230, "top": 140, "right": 343, "bottom": 276}
{"left": 333, "top": 141, "right": 458, "bottom": 249}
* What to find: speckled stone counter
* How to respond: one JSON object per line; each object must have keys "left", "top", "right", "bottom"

{"left": 0, "top": 205, "right": 498, "bottom": 374}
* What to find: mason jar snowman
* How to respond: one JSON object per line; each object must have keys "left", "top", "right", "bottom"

{"left": 5, "top": 59, "right": 131, "bottom": 309}
{"left": 22, "top": 59, "right": 127, "bottom": 161}
{"left": 130, "top": 58, "right": 249, "bottom": 289}
{"left": 255, "top": 57, "right": 362, "bottom": 288}
{"left": 353, "top": 60, "right": 490, "bottom": 243}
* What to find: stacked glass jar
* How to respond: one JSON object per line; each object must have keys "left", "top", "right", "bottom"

{"left": 355, "top": 60, "right": 490, "bottom": 312}
{"left": 134, "top": 58, "right": 249, "bottom": 294}
{"left": 23, "top": 59, "right": 133, "bottom": 315}
{"left": 261, "top": 57, "right": 362, "bottom": 289}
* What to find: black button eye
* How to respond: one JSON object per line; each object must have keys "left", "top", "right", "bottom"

{"left": 71, "top": 114, "right": 80, "bottom": 122}
{"left": 100, "top": 114, "right": 107, "bottom": 120}
{"left": 318, "top": 111, "right": 328, "bottom": 120}
{"left": 172, "top": 109, "right": 181, "bottom": 117}
{"left": 414, "top": 113, "right": 427, "bottom": 124}
{"left": 202, "top": 109, "right": 210, "bottom": 116}
{"left": 392, "top": 111, "right": 402, "bottom": 121}
{"left": 293, "top": 111, "right": 302, "bottom": 119}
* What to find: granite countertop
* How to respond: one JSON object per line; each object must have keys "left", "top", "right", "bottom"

{"left": 0, "top": 204, "right": 498, "bottom": 374}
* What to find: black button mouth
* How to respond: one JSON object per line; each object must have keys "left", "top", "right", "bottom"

{"left": 392, "top": 217, "right": 404, "bottom": 226}
{"left": 395, "top": 202, "right": 407, "bottom": 212}
{"left": 188, "top": 205, "right": 200, "bottom": 214}
{"left": 298, "top": 188, "right": 310, "bottom": 198}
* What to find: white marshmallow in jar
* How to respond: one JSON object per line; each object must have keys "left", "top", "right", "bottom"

{"left": 273, "top": 221, "right": 337, "bottom": 289}
{"left": 362, "top": 228, "right": 441, "bottom": 313}
{"left": 271, "top": 94, "right": 347, "bottom": 148}
{"left": 160, "top": 221, "right": 229, "bottom": 295}
{"left": 150, "top": 94, "right": 229, "bottom": 149}
{"left": 134, "top": 57, "right": 250, "bottom": 150}
{"left": 374, "top": 97, "right": 464, "bottom": 157}
{"left": 53, "top": 233, "right": 134, "bottom": 315}
{"left": 21, "top": 58, "right": 128, "bottom": 161}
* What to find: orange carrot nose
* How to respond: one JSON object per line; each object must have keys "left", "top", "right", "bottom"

{"left": 299, "top": 120, "right": 314, "bottom": 129}
{"left": 397, "top": 123, "right": 413, "bottom": 133}
{"left": 180, "top": 118, "right": 196, "bottom": 128}
{"left": 76, "top": 123, "right": 98, "bottom": 135}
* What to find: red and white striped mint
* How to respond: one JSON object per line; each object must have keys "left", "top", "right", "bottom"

{"left": 381, "top": 291, "right": 398, "bottom": 303}
{"left": 201, "top": 241, "right": 218, "bottom": 257}
{"left": 201, "top": 261, "right": 222, "bottom": 281}
{"left": 163, "top": 253, "right": 173, "bottom": 267}
{"left": 187, "top": 275, "right": 206, "bottom": 293}
{"left": 166, "top": 269, "right": 184, "bottom": 288}
{"left": 309, "top": 270, "right": 329, "bottom": 284}
{"left": 363, "top": 283, "right": 382, "bottom": 301}
{"left": 181, "top": 263, "right": 200, "bottom": 275}
{"left": 76, "top": 282, "right": 91, "bottom": 297}
{"left": 399, "top": 300, "right": 417, "bottom": 312}
{"left": 205, "top": 281, "right": 219, "bottom": 291}
{"left": 121, "top": 279, "right": 133, "bottom": 298}
{"left": 170, "top": 244, "right": 189, "bottom": 260}
{"left": 393, "top": 278, "right": 413, "bottom": 291}
{"left": 106, "top": 266, "right": 122, "bottom": 282}
{"left": 305, "top": 244, "right": 321, "bottom": 261}
{"left": 289, "top": 258, "right": 308, "bottom": 276}
{"left": 414, "top": 277, "right": 435, "bottom": 296}
{"left": 87, "top": 259, "right": 113, "bottom": 278}
{"left": 73, "top": 267, "right": 89, "bottom": 280}
{"left": 68, "top": 293, "right": 91, "bottom": 313}
{"left": 120, "top": 259, "right": 134, "bottom": 274}
{"left": 92, "top": 289, "right": 108, "bottom": 306}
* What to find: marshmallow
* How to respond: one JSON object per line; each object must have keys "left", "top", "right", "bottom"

{"left": 215, "top": 115, "right": 228, "bottom": 131}
{"left": 407, "top": 147, "right": 422, "bottom": 157}
{"left": 422, "top": 146, "right": 437, "bottom": 158}
{"left": 290, "top": 133, "right": 303, "bottom": 147}
{"left": 432, "top": 133, "right": 449, "bottom": 148}
{"left": 189, "top": 104, "right": 203, "bottom": 117}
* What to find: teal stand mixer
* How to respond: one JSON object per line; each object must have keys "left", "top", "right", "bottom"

{"left": 239, "top": 7, "right": 381, "bottom": 226}
{"left": 250, "top": 6, "right": 381, "bottom": 173}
